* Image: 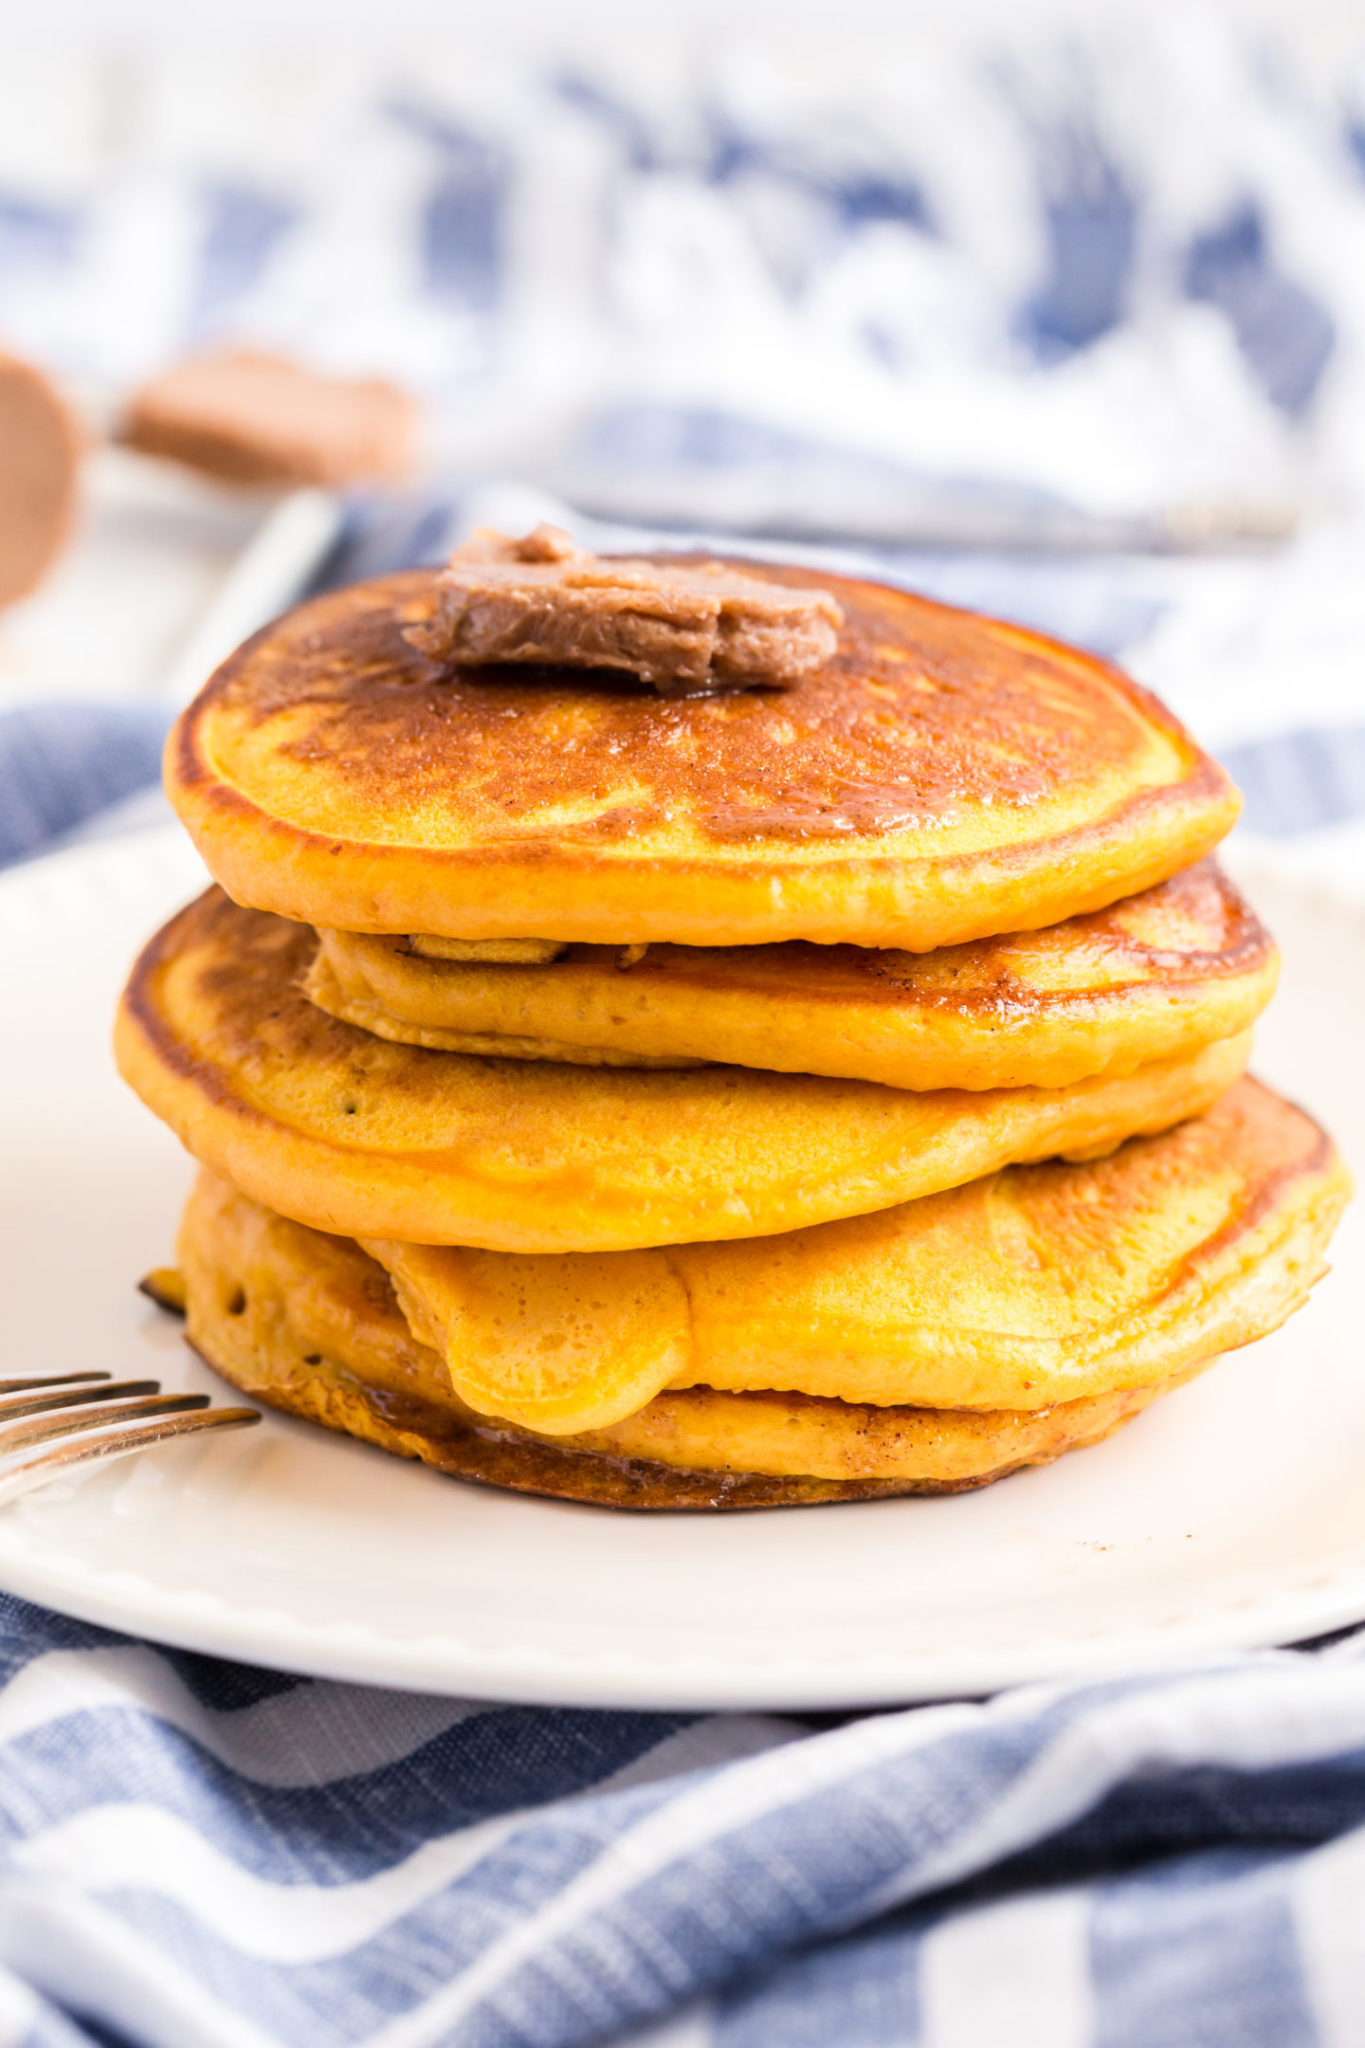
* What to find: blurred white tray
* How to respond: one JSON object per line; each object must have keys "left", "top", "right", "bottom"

{"left": 0, "top": 829, "right": 1359, "bottom": 1709}
{"left": 0, "top": 447, "right": 341, "bottom": 711}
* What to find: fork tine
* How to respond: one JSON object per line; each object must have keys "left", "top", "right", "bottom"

{"left": 0, "top": 1373, "right": 111, "bottom": 1395}
{"left": 0, "top": 1379, "right": 162, "bottom": 1423}
{"left": 0, "top": 1392, "right": 210, "bottom": 1459}
{"left": 0, "top": 1407, "right": 261, "bottom": 1505}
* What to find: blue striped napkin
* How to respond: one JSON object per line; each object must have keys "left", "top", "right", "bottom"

{"left": 2, "top": 1595, "right": 1365, "bottom": 2047}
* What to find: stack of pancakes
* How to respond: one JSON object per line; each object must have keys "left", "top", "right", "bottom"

{"left": 116, "top": 556, "right": 1350, "bottom": 1508}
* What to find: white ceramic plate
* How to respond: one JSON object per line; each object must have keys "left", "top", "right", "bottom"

{"left": 0, "top": 829, "right": 1361, "bottom": 1710}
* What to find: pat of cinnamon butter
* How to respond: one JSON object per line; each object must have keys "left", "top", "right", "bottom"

{"left": 405, "top": 525, "right": 844, "bottom": 692}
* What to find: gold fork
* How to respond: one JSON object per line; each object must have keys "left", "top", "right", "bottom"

{"left": 0, "top": 1372, "right": 260, "bottom": 1504}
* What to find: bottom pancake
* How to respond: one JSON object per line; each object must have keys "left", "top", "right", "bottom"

{"left": 159, "top": 1156, "right": 1308, "bottom": 1511}
{"left": 360, "top": 1077, "right": 1347, "bottom": 1434}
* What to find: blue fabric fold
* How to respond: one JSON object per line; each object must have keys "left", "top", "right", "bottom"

{"left": 2, "top": 1595, "right": 1365, "bottom": 2048}
{"left": 0, "top": 704, "right": 171, "bottom": 870}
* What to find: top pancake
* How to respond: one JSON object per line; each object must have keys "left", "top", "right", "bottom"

{"left": 167, "top": 563, "right": 1239, "bottom": 949}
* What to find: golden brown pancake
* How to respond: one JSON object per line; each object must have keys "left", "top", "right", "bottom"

{"left": 170, "top": 1171, "right": 1189, "bottom": 1506}
{"left": 308, "top": 859, "right": 1276, "bottom": 1091}
{"left": 168, "top": 1077, "right": 1346, "bottom": 1505}
{"left": 360, "top": 1077, "right": 1346, "bottom": 1432}
{"left": 115, "top": 887, "right": 1251, "bottom": 1252}
{"left": 166, "top": 565, "right": 1239, "bottom": 950}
